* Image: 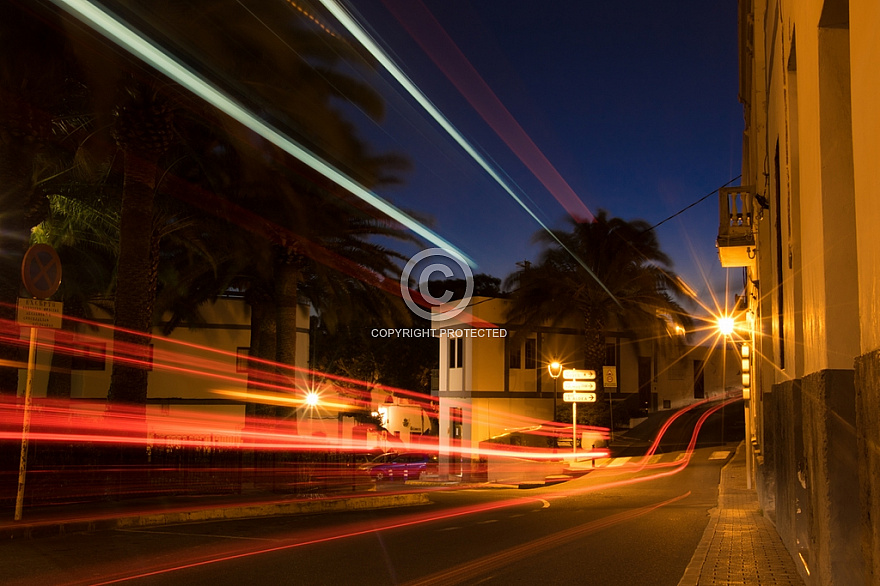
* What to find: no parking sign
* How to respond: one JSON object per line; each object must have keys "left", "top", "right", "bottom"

{"left": 21, "top": 244, "right": 62, "bottom": 299}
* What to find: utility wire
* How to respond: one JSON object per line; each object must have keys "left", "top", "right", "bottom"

{"left": 644, "top": 175, "right": 742, "bottom": 232}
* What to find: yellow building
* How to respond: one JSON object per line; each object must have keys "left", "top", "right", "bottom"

{"left": 723, "top": 1, "right": 879, "bottom": 582}
{"left": 433, "top": 296, "right": 739, "bottom": 472}
{"left": 16, "top": 297, "right": 310, "bottom": 442}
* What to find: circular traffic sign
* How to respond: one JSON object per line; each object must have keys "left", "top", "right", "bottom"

{"left": 21, "top": 244, "right": 62, "bottom": 299}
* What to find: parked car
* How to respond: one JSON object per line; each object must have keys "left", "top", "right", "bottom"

{"left": 360, "top": 452, "right": 439, "bottom": 482}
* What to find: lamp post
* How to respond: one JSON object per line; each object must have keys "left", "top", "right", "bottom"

{"left": 548, "top": 361, "right": 562, "bottom": 420}
{"left": 716, "top": 315, "right": 735, "bottom": 446}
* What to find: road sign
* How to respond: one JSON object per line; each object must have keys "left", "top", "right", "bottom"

{"left": 603, "top": 366, "right": 618, "bottom": 387}
{"left": 21, "top": 244, "right": 62, "bottom": 299}
{"left": 563, "top": 380, "right": 596, "bottom": 391}
{"left": 16, "top": 298, "right": 63, "bottom": 329}
{"left": 562, "top": 369, "right": 596, "bottom": 380}
{"left": 563, "top": 392, "right": 597, "bottom": 403}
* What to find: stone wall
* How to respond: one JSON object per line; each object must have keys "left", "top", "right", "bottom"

{"left": 800, "top": 370, "right": 861, "bottom": 585}
{"left": 765, "top": 372, "right": 863, "bottom": 585}
{"left": 855, "top": 351, "right": 880, "bottom": 585}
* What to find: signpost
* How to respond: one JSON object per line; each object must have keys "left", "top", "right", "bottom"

{"left": 562, "top": 380, "right": 596, "bottom": 391}
{"left": 563, "top": 392, "right": 597, "bottom": 403}
{"left": 563, "top": 369, "right": 596, "bottom": 380}
{"left": 15, "top": 245, "right": 62, "bottom": 522}
{"left": 562, "top": 369, "right": 596, "bottom": 458}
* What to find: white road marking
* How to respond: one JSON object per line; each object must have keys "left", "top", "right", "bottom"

{"left": 606, "top": 457, "right": 631, "bottom": 467}
{"left": 709, "top": 450, "right": 731, "bottom": 460}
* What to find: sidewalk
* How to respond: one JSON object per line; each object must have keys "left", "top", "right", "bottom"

{"left": 677, "top": 442, "right": 806, "bottom": 586}
{"left": 0, "top": 489, "right": 429, "bottom": 540}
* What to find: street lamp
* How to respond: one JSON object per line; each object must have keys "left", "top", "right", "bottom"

{"left": 717, "top": 315, "right": 735, "bottom": 337}
{"left": 547, "top": 361, "right": 563, "bottom": 419}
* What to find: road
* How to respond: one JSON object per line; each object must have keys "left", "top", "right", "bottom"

{"left": 1, "top": 403, "right": 743, "bottom": 585}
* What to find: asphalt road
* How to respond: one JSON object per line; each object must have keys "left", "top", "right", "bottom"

{"left": 0, "top": 443, "right": 734, "bottom": 586}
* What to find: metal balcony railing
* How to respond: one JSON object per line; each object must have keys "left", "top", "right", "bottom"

{"left": 717, "top": 186, "right": 756, "bottom": 267}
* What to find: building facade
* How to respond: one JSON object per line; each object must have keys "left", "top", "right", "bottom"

{"left": 725, "top": 1, "right": 880, "bottom": 582}
{"left": 433, "top": 297, "right": 739, "bottom": 469}
{"left": 16, "top": 297, "right": 311, "bottom": 442}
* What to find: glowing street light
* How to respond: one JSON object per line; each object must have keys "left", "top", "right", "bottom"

{"left": 717, "top": 316, "right": 736, "bottom": 336}
{"left": 548, "top": 361, "right": 563, "bottom": 418}
{"left": 305, "top": 390, "right": 320, "bottom": 408}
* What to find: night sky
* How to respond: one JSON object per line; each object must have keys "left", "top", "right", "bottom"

{"left": 338, "top": 0, "right": 743, "bottom": 313}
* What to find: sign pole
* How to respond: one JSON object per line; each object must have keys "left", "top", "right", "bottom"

{"left": 572, "top": 402, "right": 577, "bottom": 459}
{"left": 14, "top": 327, "right": 38, "bottom": 521}
{"left": 608, "top": 395, "right": 614, "bottom": 443}
{"left": 15, "top": 244, "right": 63, "bottom": 521}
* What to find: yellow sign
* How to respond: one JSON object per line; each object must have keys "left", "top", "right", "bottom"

{"left": 16, "top": 298, "right": 63, "bottom": 329}
{"left": 603, "top": 366, "right": 618, "bottom": 388}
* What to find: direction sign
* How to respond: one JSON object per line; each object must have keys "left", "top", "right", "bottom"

{"left": 563, "top": 380, "right": 596, "bottom": 391}
{"left": 562, "top": 369, "right": 596, "bottom": 380}
{"left": 21, "top": 244, "right": 62, "bottom": 299}
{"left": 563, "top": 392, "right": 597, "bottom": 403}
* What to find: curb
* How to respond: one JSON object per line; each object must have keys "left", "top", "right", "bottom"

{"left": 2, "top": 493, "right": 430, "bottom": 540}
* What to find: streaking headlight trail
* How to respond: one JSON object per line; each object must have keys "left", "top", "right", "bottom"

{"left": 318, "top": 0, "right": 619, "bottom": 304}
{"left": 49, "top": 0, "right": 475, "bottom": 268}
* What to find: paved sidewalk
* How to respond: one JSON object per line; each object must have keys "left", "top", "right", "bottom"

{"left": 678, "top": 443, "right": 806, "bottom": 586}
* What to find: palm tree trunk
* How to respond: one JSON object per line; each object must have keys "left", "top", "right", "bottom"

{"left": 274, "top": 252, "right": 300, "bottom": 430}
{"left": 245, "top": 287, "right": 277, "bottom": 423}
{"left": 107, "top": 153, "right": 157, "bottom": 408}
{"left": 583, "top": 307, "right": 607, "bottom": 399}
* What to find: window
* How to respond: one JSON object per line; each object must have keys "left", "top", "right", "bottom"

{"left": 605, "top": 341, "right": 618, "bottom": 366}
{"left": 693, "top": 360, "right": 705, "bottom": 399}
{"left": 524, "top": 338, "right": 537, "bottom": 369}
{"left": 509, "top": 343, "right": 521, "bottom": 369}
{"left": 236, "top": 347, "right": 250, "bottom": 373}
{"left": 449, "top": 337, "right": 463, "bottom": 369}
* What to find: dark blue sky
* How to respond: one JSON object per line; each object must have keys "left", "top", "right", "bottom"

{"left": 342, "top": 1, "right": 742, "bottom": 309}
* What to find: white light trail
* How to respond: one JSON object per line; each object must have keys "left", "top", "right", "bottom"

{"left": 50, "top": 0, "right": 475, "bottom": 267}
{"left": 318, "top": 0, "right": 618, "bottom": 303}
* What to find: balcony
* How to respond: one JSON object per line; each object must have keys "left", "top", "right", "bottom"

{"left": 717, "top": 186, "right": 757, "bottom": 268}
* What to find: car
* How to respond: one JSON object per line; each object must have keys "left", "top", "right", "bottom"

{"left": 361, "top": 452, "right": 439, "bottom": 482}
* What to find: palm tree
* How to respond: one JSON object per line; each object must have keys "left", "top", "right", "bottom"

{"left": 51, "top": 0, "right": 394, "bottom": 408}
{"left": 505, "top": 211, "right": 692, "bottom": 401}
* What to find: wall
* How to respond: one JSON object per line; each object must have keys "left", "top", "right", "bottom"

{"left": 739, "top": 1, "right": 876, "bottom": 583}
